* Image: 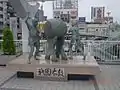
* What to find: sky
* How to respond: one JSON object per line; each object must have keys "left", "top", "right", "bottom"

{"left": 42, "top": 0, "right": 120, "bottom": 23}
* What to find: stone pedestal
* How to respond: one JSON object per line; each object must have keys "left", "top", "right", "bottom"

{"left": 7, "top": 54, "right": 100, "bottom": 81}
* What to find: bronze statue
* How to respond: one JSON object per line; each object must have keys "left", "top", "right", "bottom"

{"left": 25, "top": 12, "right": 41, "bottom": 64}
{"left": 38, "top": 19, "right": 68, "bottom": 62}
{"left": 69, "top": 22, "right": 85, "bottom": 60}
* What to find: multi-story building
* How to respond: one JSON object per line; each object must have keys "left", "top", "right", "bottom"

{"left": 0, "top": 0, "right": 22, "bottom": 40}
{"left": 65, "top": 22, "right": 109, "bottom": 40}
{"left": 53, "top": 0, "right": 78, "bottom": 40}
{"left": 91, "top": 7, "right": 114, "bottom": 24}
{"left": 0, "top": 0, "right": 8, "bottom": 39}
{"left": 53, "top": 0, "right": 78, "bottom": 24}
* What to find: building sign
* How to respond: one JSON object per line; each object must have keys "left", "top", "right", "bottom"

{"left": 37, "top": 68, "right": 65, "bottom": 77}
{"left": 79, "top": 17, "right": 86, "bottom": 24}
{"left": 104, "top": 17, "right": 113, "bottom": 23}
{"left": 91, "top": 7, "right": 105, "bottom": 20}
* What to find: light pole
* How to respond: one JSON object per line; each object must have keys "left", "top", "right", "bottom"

{"left": 107, "top": 11, "right": 111, "bottom": 40}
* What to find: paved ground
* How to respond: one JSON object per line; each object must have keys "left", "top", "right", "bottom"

{"left": 95, "top": 65, "right": 120, "bottom": 90}
{"left": 1, "top": 78, "right": 95, "bottom": 90}
{"left": 0, "top": 54, "right": 120, "bottom": 90}
{"left": 0, "top": 68, "right": 16, "bottom": 87}
{"left": 0, "top": 55, "right": 16, "bottom": 65}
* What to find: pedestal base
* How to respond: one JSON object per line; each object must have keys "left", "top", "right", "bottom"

{"left": 7, "top": 54, "right": 100, "bottom": 81}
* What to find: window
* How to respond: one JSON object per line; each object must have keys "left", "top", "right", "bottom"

{"left": 0, "top": 2, "right": 3, "bottom": 4}
{"left": 7, "top": 23, "right": 10, "bottom": 27}
{"left": 57, "top": 16, "right": 60, "bottom": 19}
{"left": 86, "top": 28, "right": 88, "bottom": 32}
{"left": 79, "top": 28, "right": 85, "bottom": 30}
{"left": 0, "top": 7, "right": 3, "bottom": 11}
{"left": 0, "top": 30, "right": 3, "bottom": 34}
{"left": 17, "top": 25, "right": 19, "bottom": 28}
{"left": 0, "top": 14, "right": 3, "bottom": 18}
{"left": 0, "top": 36, "right": 2, "bottom": 40}
{"left": 0, "top": 21, "right": 3, "bottom": 25}
{"left": 17, "top": 18, "right": 19, "bottom": 23}
{"left": 102, "top": 29, "right": 106, "bottom": 31}
{"left": 60, "top": 14, "right": 70, "bottom": 23}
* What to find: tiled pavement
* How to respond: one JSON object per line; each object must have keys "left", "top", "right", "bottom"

{"left": 0, "top": 68, "right": 16, "bottom": 87}
{"left": 95, "top": 65, "right": 120, "bottom": 90}
{"left": 1, "top": 78, "right": 95, "bottom": 90}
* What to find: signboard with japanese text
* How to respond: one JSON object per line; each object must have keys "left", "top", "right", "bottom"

{"left": 36, "top": 68, "right": 65, "bottom": 77}
{"left": 91, "top": 7, "right": 105, "bottom": 20}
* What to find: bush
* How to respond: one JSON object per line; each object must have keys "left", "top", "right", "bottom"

{"left": 2, "top": 27, "right": 16, "bottom": 55}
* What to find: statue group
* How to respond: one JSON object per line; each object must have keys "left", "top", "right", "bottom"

{"left": 8, "top": 0, "right": 85, "bottom": 64}
{"left": 26, "top": 10, "right": 86, "bottom": 64}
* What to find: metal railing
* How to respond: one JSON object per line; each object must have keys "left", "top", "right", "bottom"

{"left": 39, "top": 40, "right": 120, "bottom": 63}
{"left": 1, "top": 40, "right": 120, "bottom": 63}
{"left": 0, "top": 40, "right": 2, "bottom": 54}
{"left": 87, "top": 40, "right": 120, "bottom": 63}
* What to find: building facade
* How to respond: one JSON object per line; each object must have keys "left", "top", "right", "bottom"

{"left": 0, "top": 0, "right": 8, "bottom": 39}
{"left": 91, "top": 6, "right": 114, "bottom": 24}
{"left": 0, "top": 0, "right": 22, "bottom": 40}
{"left": 91, "top": 7, "right": 105, "bottom": 23}
{"left": 53, "top": 0, "right": 78, "bottom": 24}
{"left": 86, "top": 22, "right": 109, "bottom": 36}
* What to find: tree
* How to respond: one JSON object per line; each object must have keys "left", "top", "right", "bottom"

{"left": 2, "top": 27, "right": 16, "bottom": 55}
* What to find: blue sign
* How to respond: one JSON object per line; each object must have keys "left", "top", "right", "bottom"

{"left": 79, "top": 17, "right": 86, "bottom": 23}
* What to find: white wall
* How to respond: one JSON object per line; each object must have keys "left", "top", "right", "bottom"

{"left": 21, "top": 20, "right": 29, "bottom": 53}
{"left": 10, "top": 17, "right": 18, "bottom": 40}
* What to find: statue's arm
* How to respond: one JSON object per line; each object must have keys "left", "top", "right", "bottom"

{"left": 25, "top": 13, "right": 32, "bottom": 32}
{"left": 25, "top": 12, "right": 29, "bottom": 24}
{"left": 25, "top": 18, "right": 28, "bottom": 25}
{"left": 25, "top": 17, "right": 30, "bottom": 31}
